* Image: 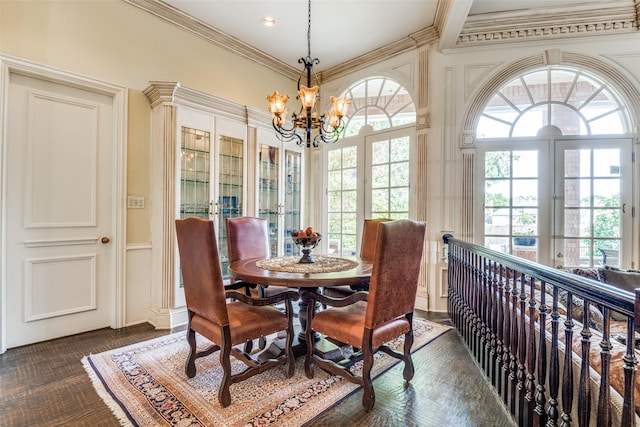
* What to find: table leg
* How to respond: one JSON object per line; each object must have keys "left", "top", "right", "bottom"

{"left": 258, "top": 287, "right": 343, "bottom": 362}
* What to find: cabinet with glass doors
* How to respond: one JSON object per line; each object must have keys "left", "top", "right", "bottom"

{"left": 216, "top": 132, "right": 244, "bottom": 276}
{"left": 177, "top": 113, "right": 246, "bottom": 283}
{"left": 257, "top": 130, "right": 303, "bottom": 256}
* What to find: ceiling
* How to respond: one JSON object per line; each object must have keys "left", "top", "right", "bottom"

{"left": 139, "top": 0, "right": 636, "bottom": 76}
{"left": 163, "top": 0, "right": 603, "bottom": 70}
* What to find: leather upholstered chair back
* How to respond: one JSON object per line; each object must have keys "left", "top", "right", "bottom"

{"left": 226, "top": 217, "right": 271, "bottom": 263}
{"left": 364, "top": 219, "right": 426, "bottom": 329}
{"left": 359, "top": 218, "right": 391, "bottom": 262}
{"left": 175, "top": 217, "right": 229, "bottom": 327}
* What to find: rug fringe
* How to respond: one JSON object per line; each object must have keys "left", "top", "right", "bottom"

{"left": 81, "top": 355, "right": 134, "bottom": 427}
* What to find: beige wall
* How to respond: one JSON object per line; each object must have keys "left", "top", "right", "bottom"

{"left": 1, "top": 0, "right": 295, "bottom": 243}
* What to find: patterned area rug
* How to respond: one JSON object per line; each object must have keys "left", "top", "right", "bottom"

{"left": 83, "top": 318, "right": 451, "bottom": 426}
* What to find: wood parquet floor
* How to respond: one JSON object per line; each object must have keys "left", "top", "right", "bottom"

{"left": 0, "top": 311, "right": 515, "bottom": 427}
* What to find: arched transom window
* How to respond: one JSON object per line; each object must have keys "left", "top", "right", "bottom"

{"left": 341, "top": 77, "right": 416, "bottom": 137}
{"left": 477, "top": 67, "right": 630, "bottom": 138}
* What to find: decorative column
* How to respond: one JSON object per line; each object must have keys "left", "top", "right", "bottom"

{"left": 415, "top": 46, "right": 431, "bottom": 310}
{"left": 144, "top": 82, "right": 179, "bottom": 328}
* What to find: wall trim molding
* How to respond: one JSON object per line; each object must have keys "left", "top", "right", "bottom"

{"left": 456, "top": 1, "right": 638, "bottom": 48}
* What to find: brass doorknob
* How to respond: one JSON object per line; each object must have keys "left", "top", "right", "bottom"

{"left": 101, "top": 237, "right": 110, "bottom": 244}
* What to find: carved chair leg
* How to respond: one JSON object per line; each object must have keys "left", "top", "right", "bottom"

{"left": 403, "top": 329, "right": 415, "bottom": 381}
{"left": 218, "top": 332, "right": 233, "bottom": 408}
{"left": 285, "top": 300, "right": 296, "bottom": 378}
{"left": 403, "top": 314, "right": 415, "bottom": 381}
{"left": 244, "top": 340, "right": 254, "bottom": 353}
{"left": 304, "top": 294, "right": 316, "bottom": 379}
{"left": 185, "top": 327, "right": 197, "bottom": 378}
{"left": 362, "top": 341, "right": 375, "bottom": 411}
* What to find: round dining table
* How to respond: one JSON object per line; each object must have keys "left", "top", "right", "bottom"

{"left": 229, "top": 254, "right": 372, "bottom": 360}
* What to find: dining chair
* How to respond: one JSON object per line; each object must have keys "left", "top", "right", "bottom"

{"left": 175, "top": 217, "right": 299, "bottom": 407}
{"left": 226, "top": 216, "right": 295, "bottom": 350}
{"left": 303, "top": 219, "right": 426, "bottom": 410}
{"left": 323, "top": 218, "right": 391, "bottom": 298}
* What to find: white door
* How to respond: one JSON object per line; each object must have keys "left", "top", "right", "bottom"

{"left": 5, "top": 71, "right": 115, "bottom": 348}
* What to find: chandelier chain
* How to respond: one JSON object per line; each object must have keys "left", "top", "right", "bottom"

{"left": 307, "top": 0, "right": 312, "bottom": 59}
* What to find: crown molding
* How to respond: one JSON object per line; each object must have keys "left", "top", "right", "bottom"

{"left": 457, "top": 1, "right": 638, "bottom": 47}
{"left": 124, "top": 0, "right": 439, "bottom": 85}
{"left": 123, "top": 0, "right": 300, "bottom": 80}
{"left": 321, "top": 26, "right": 439, "bottom": 82}
{"left": 144, "top": 81, "right": 248, "bottom": 122}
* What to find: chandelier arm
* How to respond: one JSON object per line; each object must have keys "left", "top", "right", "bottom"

{"left": 272, "top": 120, "right": 303, "bottom": 146}
{"left": 313, "top": 128, "right": 340, "bottom": 147}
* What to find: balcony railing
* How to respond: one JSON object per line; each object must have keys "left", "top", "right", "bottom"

{"left": 443, "top": 234, "right": 637, "bottom": 426}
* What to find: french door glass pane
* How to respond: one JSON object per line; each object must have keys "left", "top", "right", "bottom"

{"left": 370, "top": 137, "right": 410, "bottom": 219}
{"left": 284, "top": 149, "right": 301, "bottom": 256}
{"left": 560, "top": 147, "right": 621, "bottom": 267}
{"left": 180, "top": 127, "right": 210, "bottom": 220}
{"left": 483, "top": 149, "right": 539, "bottom": 260}
{"left": 258, "top": 144, "right": 279, "bottom": 256}
{"left": 327, "top": 146, "right": 358, "bottom": 255}
{"left": 179, "top": 127, "right": 211, "bottom": 288}
{"left": 218, "top": 135, "right": 244, "bottom": 277}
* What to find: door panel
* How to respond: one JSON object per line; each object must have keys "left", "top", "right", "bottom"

{"left": 6, "top": 73, "right": 114, "bottom": 348}
{"left": 554, "top": 138, "right": 632, "bottom": 268}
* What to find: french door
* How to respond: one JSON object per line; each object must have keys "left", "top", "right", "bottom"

{"left": 553, "top": 138, "right": 633, "bottom": 268}
{"left": 477, "top": 137, "right": 633, "bottom": 268}
{"left": 324, "top": 127, "right": 414, "bottom": 256}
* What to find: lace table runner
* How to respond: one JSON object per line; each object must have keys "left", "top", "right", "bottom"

{"left": 256, "top": 256, "right": 358, "bottom": 273}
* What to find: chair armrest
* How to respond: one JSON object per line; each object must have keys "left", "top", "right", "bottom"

{"left": 225, "top": 289, "right": 299, "bottom": 306}
{"left": 224, "top": 281, "right": 257, "bottom": 291}
{"left": 306, "top": 290, "right": 368, "bottom": 307}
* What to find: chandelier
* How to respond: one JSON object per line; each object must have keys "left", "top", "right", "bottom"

{"left": 266, "top": 0, "right": 350, "bottom": 148}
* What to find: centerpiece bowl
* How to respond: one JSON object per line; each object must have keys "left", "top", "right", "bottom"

{"left": 291, "top": 228, "right": 321, "bottom": 264}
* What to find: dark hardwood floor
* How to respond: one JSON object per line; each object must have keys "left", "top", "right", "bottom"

{"left": 0, "top": 311, "right": 515, "bottom": 426}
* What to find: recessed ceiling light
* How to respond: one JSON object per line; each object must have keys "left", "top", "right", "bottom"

{"left": 262, "top": 17, "right": 276, "bottom": 27}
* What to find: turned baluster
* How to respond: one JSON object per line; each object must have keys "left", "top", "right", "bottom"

{"left": 483, "top": 255, "right": 494, "bottom": 376}
{"left": 596, "top": 306, "right": 611, "bottom": 427}
{"left": 620, "top": 314, "right": 636, "bottom": 427}
{"left": 480, "top": 255, "right": 488, "bottom": 372}
{"left": 465, "top": 249, "right": 475, "bottom": 349}
{"left": 547, "top": 286, "right": 560, "bottom": 426}
{"left": 523, "top": 275, "right": 538, "bottom": 426}
{"left": 577, "top": 299, "right": 592, "bottom": 426}
{"left": 473, "top": 255, "right": 485, "bottom": 368}
{"left": 463, "top": 247, "right": 471, "bottom": 340}
{"left": 509, "top": 270, "right": 520, "bottom": 415}
{"left": 560, "top": 292, "right": 574, "bottom": 427}
{"left": 534, "top": 280, "right": 548, "bottom": 425}
{"left": 494, "top": 262, "right": 505, "bottom": 394}
{"left": 502, "top": 267, "right": 512, "bottom": 406}
{"left": 517, "top": 272, "right": 528, "bottom": 425}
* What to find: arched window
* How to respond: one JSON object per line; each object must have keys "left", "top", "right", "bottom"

{"left": 475, "top": 66, "right": 633, "bottom": 268}
{"left": 324, "top": 77, "right": 416, "bottom": 256}
{"left": 341, "top": 77, "right": 416, "bottom": 137}
{"left": 477, "top": 67, "right": 630, "bottom": 138}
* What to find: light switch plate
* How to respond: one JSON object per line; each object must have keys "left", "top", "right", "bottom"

{"left": 127, "top": 195, "right": 145, "bottom": 209}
